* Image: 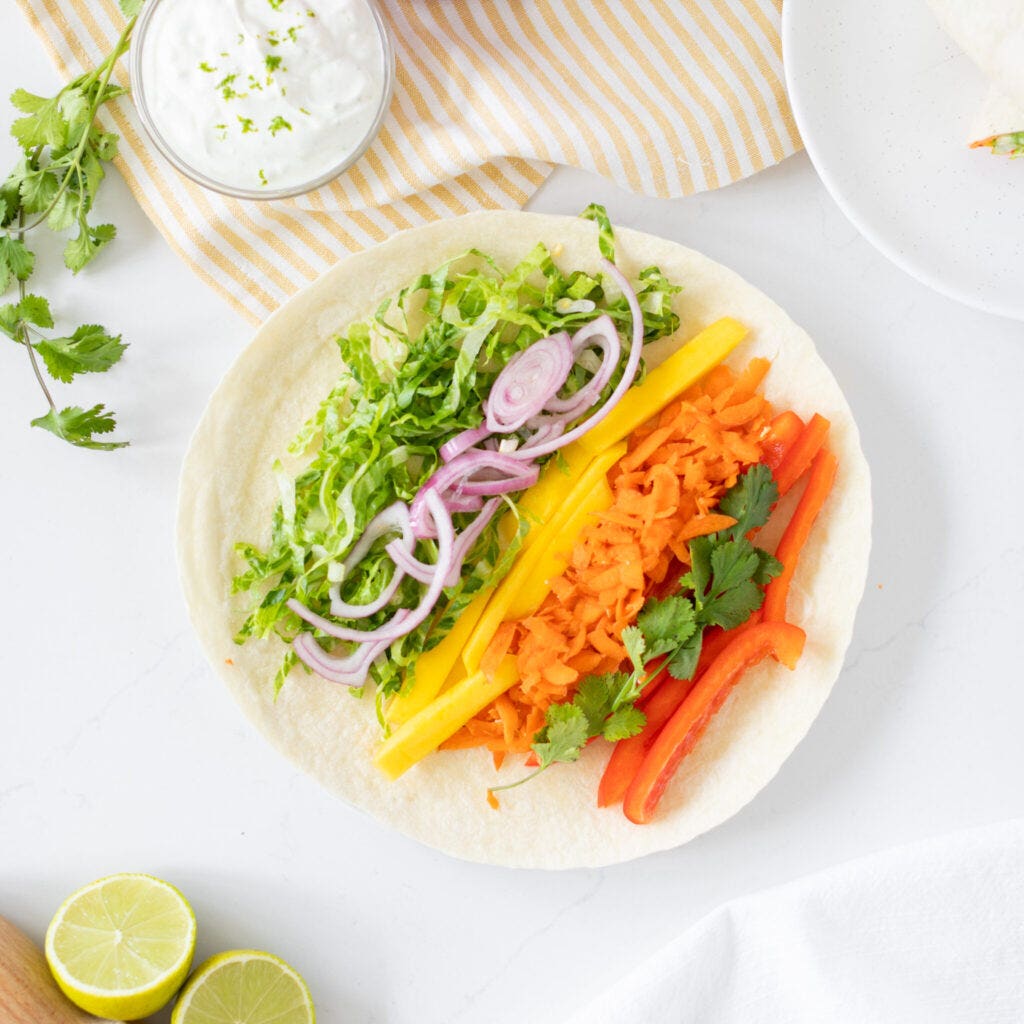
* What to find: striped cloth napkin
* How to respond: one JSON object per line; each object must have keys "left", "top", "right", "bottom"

{"left": 16, "top": 0, "right": 800, "bottom": 324}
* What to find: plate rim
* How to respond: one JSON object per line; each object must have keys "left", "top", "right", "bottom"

{"left": 782, "top": 0, "right": 1024, "bottom": 324}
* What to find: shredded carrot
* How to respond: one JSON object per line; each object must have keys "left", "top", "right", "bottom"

{"left": 480, "top": 621, "right": 517, "bottom": 681}
{"left": 448, "top": 359, "right": 776, "bottom": 755}
{"left": 486, "top": 789, "right": 500, "bottom": 810}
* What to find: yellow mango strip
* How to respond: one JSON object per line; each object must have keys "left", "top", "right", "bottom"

{"left": 496, "top": 442, "right": 593, "bottom": 550}
{"left": 388, "top": 444, "right": 599, "bottom": 728}
{"left": 566, "top": 317, "right": 748, "bottom": 460}
{"left": 385, "top": 590, "right": 491, "bottom": 727}
{"left": 374, "top": 657, "right": 520, "bottom": 780}
{"left": 503, "top": 472, "right": 613, "bottom": 621}
{"left": 460, "top": 441, "right": 627, "bottom": 674}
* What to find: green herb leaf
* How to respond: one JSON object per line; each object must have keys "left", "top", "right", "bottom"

{"left": 18, "top": 169, "right": 59, "bottom": 215}
{"left": 31, "top": 403, "right": 127, "bottom": 450}
{"left": 119, "top": 0, "right": 145, "bottom": 19}
{"left": 0, "top": 235, "right": 34, "bottom": 290}
{"left": 34, "top": 324, "right": 126, "bottom": 383}
{"left": 64, "top": 221, "right": 116, "bottom": 273}
{"left": 16, "top": 293, "right": 53, "bottom": 328}
{"left": 717, "top": 462, "right": 777, "bottom": 538}
{"left": 637, "top": 594, "right": 696, "bottom": 657}
{"left": 10, "top": 90, "right": 68, "bottom": 149}
{"left": 666, "top": 635, "right": 702, "bottom": 681}
{"left": 533, "top": 703, "right": 590, "bottom": 768}
{"left": 622, "top": 625, "right": 645, "bottom": 675}
{"left": 603, "top": 705, "right": 646, "bottom": 742}
{"left": 708, "top": 539, "right": 761, "bottom": 597}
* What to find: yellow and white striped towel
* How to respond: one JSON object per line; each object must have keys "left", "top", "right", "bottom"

{"left": 16, "top": 0, "right": 800, "bottom": 324}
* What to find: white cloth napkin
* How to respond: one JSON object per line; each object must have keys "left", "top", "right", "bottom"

{"left": 566, "top": 819, "right": 1024, "bottom": 1023}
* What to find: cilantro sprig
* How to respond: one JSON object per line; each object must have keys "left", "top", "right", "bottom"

{"left": 494, "top": 465, "right": 782, "bottom": 791}
{"left": 0, "top": 0, "right": 142, "bottom": 449}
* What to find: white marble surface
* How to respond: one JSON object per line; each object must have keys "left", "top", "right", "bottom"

{"left": 2, "top": 6, "right": 1024, "bottom": 1023}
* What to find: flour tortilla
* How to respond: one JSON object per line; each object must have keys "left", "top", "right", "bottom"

{"left": 177, "top": 212, "right": 871, "bottom": 869}
{"left": 928, "top": 0, "right": 1024, "bottom": 131}
{"left": 973, "top": 86, "right": 1024, "bottom": 140}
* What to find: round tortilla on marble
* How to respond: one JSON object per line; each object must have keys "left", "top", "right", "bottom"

{"left": 177, "top": 212, "right": 872, "bottom": 869}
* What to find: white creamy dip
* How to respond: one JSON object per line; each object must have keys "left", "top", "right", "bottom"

{"left": 138, "top": 0, "right": 387, "bottom": 193}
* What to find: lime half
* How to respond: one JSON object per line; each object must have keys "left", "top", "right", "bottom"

{"left": 45, "top": 872, "right": 196, "bottom": 1020}
{"left": 171, "top": 950, "right": 316, "bottom": 1024}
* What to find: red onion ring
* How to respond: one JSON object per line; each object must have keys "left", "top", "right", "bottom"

{"left": 385, "top": 538, "right": 435, "bottom": 584}
{"left": 292, "top": 632, "right": 390, "bottom": 687}
{"left": 410, "top": 450, "right": 538, "bottom": 538}
{"left": 439, "top": 425, "right": 492, "bottom": 463}
{"left": 288, "top": 490, "right": 455, "bottom": 646}
{"left": 444, "top": 497, "right": 500, "bottom": 586}
{"left": 505, "top": 259, "right": 644, "bottom": 460}
{"left": 484, "top": 332, "right": 573, "bottom": 433}
{"left": 544, "top": 315, "right": 620, "bottom": 417}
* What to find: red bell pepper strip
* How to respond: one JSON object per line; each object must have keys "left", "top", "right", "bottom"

{"left": 597, "top": 610, "right": 764, "bottom": 808}
{"left": 773, "top": 413, "right": 830, "bottom": 497}
{"left": 622, "top": 621, "right": 806, "bottom": 824}
{"left": 760, "top": 411, "right": 804, "bottom": 473}
{"left": 762, "top": 449, "right": 838, "bottom": 623}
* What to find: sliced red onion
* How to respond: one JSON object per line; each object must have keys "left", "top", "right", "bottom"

{"left": 484, "top": 332, "right": 573, "bottom": 433}
{"left": 459, "top": 463, "right": 538, "bottom": 496}
{"left": 445, "top": 497, "right": 500, "bottom": 586}
{"left": 329, "top": 568, "right": 406, "bottom": 619}
{"left": 287, "top": 490, "right": 455, "bottom": 646}
{"left": 439, "top": 425, "right": 492, "bottom": 463}
{"left": 410, "top": 450, "right": 538, "bottom": 538}
{"left": 514, "top": 418, "right": 566, "bottom": 458}
{"left": 289, "top": 598, "right": 412, "bottom": 642}
{"left": 341, "top": 501, "right": 412, "bottom": 575}
{"left": 444, "top": 493, "right": 485, "bottom": 514}
{"left": 544, "top": 314, "right": 620, "bottom": 417}
{"left": 292, "top": 631, "right": 390, "bottom": 687}
{"left": 504, "top": 259, "right": 644, "bottom": 460}
{"left": 385, "top": 538, "right": 435, "bottom": 584}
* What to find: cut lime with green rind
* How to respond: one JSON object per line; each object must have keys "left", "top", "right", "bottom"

{"left": 45, "top": 872, "right": 196, "bottom": 1020}
{"left": 171, "top": 950, "right": 315, "bottom": 1024}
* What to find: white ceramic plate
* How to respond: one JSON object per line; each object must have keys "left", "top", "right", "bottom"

{"left": 783, "top": 0, "right": 1024, "bottom": 322}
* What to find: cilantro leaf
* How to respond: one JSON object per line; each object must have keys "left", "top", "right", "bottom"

{"left": 0, "top": 235, "right": 34, "bottom": 291}
{"left": 16, "top": 293, "right": 53, "bottom": 328}
{"left": 622, "top": 625, "right": 646, "bottom": 675}
{"left": 681, "top": 535, "right": 712, "bottom": 606}
{"left": 573, "top": 674, "right": 620, "bottom": 734}
{"left": 603, "top": 706, "right": 646, "bottom": 742}
{"left": 717, "top": 463, "right": 777, "bottom": 537}
{"left": 702, "top": 580, "right": 763, "bottom": 630}
{"left": 753, "top": 549, "right": 784, "bottom": 586}
{"left": 10, "top": 90, "right": 69, "bottom": 149}
{"left": 533, "top": 703, "right": 590, "bottom": 768}
{"left": 18, "top": 169, "right": 59, "bottom": 215}
{"left": 637, "top": 594, "right": 696, "bottom": 658}
{"left": 31, "top": 404, "right": 127, "bottom": 450}
{"left": 119, "top": 0, "right": 145, "bottom": 15}
{"left": 64, "top": 221, "right": 116, "bottom": 273}
{"left": 666, "top": 634, "right": 702, "bottom": 681}
{"left": 34, "top": 324, "right": 126, "bottom": 382}
{"left": 709, "top": 539, "right": 761, "bottom": 596}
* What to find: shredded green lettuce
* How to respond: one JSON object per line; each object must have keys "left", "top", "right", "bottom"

{"left": 233, "top": 207, "right": 683, "bottom": 698}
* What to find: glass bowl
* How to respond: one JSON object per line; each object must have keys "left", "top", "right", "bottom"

{"left": 129, "top": 0, "right": 395, "bottom": 201}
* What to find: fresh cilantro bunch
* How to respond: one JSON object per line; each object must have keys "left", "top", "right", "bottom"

{"left": 506, "top": 465, "right": 782, "bottom": 784}
{"left": 0, "top": 0, "right": 143, "bottom": 449}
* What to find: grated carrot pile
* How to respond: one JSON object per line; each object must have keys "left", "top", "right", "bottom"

{"left": 442, "top": 358, "right": 774, "bottom": 755}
